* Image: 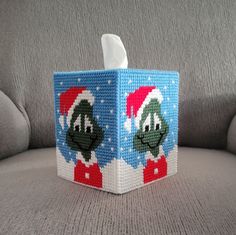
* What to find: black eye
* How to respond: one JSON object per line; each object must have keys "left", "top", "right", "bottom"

{"left": 86, "top": 126, "right": 91, "bottom": 133}
{"left": 75, "top": 125, "right": 80, "bottom": 131}
{"left": 155, "top": 124, "right": 160, "bottom": 130}
{"left": 145, "top": 125, "right": 149, "bottom": 132}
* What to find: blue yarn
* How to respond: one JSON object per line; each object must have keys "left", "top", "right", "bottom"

{"left": 53, "top": 69, "right": 179, "bottom": 169}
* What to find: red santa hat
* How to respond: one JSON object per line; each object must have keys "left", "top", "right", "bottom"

{"left": 59, "top": 87, "right": 94, "bottom": 129}
{"left": 124, "top": 86, "right": 163, "bottom": 133}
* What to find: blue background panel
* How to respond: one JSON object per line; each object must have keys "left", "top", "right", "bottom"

{"left": 53, "top": 71, "right": 118, "bottom": 168}
{"left": 118, "top": 70, "right": 179, "bottom": 168}
{"left": 53, "top": 69, "right": 179, "bottom": 169}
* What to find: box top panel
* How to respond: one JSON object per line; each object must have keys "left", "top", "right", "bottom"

{"left": 54, "top": 69, "right": 179, "bottom": 78}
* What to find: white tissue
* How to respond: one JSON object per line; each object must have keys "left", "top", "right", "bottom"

{"left": 101, "top": 34, "right": 128, "bottom": 69}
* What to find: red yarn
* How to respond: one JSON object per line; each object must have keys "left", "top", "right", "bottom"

{"left": 74, "top": 160, "right": 102, "bottom": 188}
{"left": 60, "top": 87, "right": 86, "bottom": 115}
{"left": 143, "top": 156, "right": 167, "bottom": 184}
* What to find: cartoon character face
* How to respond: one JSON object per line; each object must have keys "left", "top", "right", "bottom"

{"left": 133, "top": 99, "right": 168, "bottom": 157}
{"left": 66, "top": 100, "right": 104, "bottom": 161}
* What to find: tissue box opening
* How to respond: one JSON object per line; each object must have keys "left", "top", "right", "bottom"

{"left": 53, "top": 69, "right": 179, "bottom": 194}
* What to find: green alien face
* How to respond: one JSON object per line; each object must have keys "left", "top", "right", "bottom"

{"left": 133, "top": 99, "right": 169, "bottom": 157}
{"left": 66, "top": 100, "right": 104, "bottom": 161}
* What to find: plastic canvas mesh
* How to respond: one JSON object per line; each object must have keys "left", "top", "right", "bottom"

{"left": 53, "top": 69, "right": 179, "bottom": 194}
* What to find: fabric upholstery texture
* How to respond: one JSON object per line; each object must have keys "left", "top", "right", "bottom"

{"left": 0, "top": 91, "right": 29, "bottom": 159}
{"left": 0, "top": 147, "right": 235, "bottom": 234}
{"left": 0, "top": 0, "right": 236, "bottom": 159}
{"left": 227, "top": 114, "right": 236, "bottom": 154}
{"left": 1, "top": 1, "right": 235, "bottom": 233}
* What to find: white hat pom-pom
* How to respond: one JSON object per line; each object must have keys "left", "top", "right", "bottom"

{"left": 124, "top": 118, "right": 132, "bottom": 133}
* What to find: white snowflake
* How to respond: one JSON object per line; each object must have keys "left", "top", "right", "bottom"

{"left": 148, "top": 76, "right": 151, "bottom": 81}
{"left": 172, "top": 80, "right": 175, "bottom": 84}
{"left": 173, "top": 139, "right": 175, "bottom": 143}
{"left": 106, "top": 125, "right": 109, "bottom": 129}
{"left": 60, "top": 81, "right": 63, "bottom": 86}
{"left": 62, "top": 142, "right": 65, "bottom": 146}
{"left": 108, "top": 80, "right": 111, "bottom": 84}
{"left": 129, "top": 148, "right": 132, "bottom": 153}
{"left": 164, "top": 111, "right": 167, "bottom": 115}
{"left": 101, "top": 99, "right": 104, "bottom": 103}
{"left": 101, "top": 143, "right": 105, "bottom": 147}
{"left": 128, "top": 79, "right": 132, "bottom": 84}
{"left": 96, "top": 86, "right": 100, "bottom": 91}
{"left": 56, "top": 139, "right": 59, "bottom": 142}
{"left": 172, "top": 132, "right": 174, "bottom": 135}
{"left": 173, "top": 104, "right": 176, "bottom": 109}
{"left": 69, "top": 152, "right": 71, "bottom": 155}
{"left": 120, "top": 147, "right": 124, "bottom": 151}
{"left": 124, "top": 137, "right": 128, "bottom": 141}
{"left": 108, "top": 137, "right": 111, "bottom": 142}
{"left": 164, "top": 86, "right": 167, "bottom": 90}
{"left": 111, "top": 147, "right": 114, "bottom": 152}
{"left": 96, "top": 115, "right": 99, "bottom": 120}
{"left": 78, "top": 78, "right": 81, "bottom": 82}
{"left": 122, "top": 112, "right": 126, "bottom": 116}
{"left": 170, "top": 118, "right": 173, "bottom": 123}
{"left": 57, "top": 93, "right": 60, "bottom": 97}
{"left": 167, "top": 97, "right": 170, "bottom": 101}
{"left": 57, "top": 109, "right": 59, "bottom": 113}
{"left": 110, "top": 109, "right": 113, "bottom": 114}
{"left": 165, "top": 138, "right": 168, "bottom": 142}
{"left": 59, "top": 131, "right": 62, "bottom": 135}
{"left": 124, "top": 92, "right": 128, "bottom": 97}
{"left": 137, "top": 156, "right": 140, "bottom": 159}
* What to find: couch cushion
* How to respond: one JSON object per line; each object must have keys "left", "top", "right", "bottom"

{"left": 0, "top": 0, "right": 236, "bottom": 151}
{"left": 0, "top": 147, "right": 235, "bottom": 234}
{"left": 0, "top": 91, "right": 29, "bottom": 160}
{"left": 228, "top": 114, "right": 236, "bottom": 154}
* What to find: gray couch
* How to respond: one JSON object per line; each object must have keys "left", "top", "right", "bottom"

{"left": 0, "top": 0, "right": 236, "bottom": 234}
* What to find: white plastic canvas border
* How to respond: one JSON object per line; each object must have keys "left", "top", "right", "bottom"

{"left": 56, "top": 145, "right": 177, "bottom": 194}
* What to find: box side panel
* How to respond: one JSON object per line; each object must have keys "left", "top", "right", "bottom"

{"left": 53, "top": 71, "right": 119, "bottom": 193}
{"left": 100, "top": 72, "right": 119, "bottom": 193}
{"left": 53, "top": 74, "right": 71, "bottom": 180}
{"left": 52, "top": 74, "right": 59, "bottom": 148}
{"left": 116, "top": 72, "right": 121, "bottom": 193}
{"left": 117, "top": 71, "right": 144, "bottom": 193}
{"left": 118, "top": 70, "right": 179, "bottom": 193}
{"left": 166, "top": 75, "right": 179, "bottom": 177}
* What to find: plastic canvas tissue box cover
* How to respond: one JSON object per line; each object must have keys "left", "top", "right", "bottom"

{"left": 53, "top": 69, "right": 179, "bottom": 194}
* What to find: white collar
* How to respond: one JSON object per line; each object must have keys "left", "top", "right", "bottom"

{"left": 76, "top": 151, "right": 97, "bottom": 166}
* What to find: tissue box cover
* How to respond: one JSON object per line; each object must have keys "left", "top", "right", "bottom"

{"left": 53, "top": 69, "right": 179, "bottom": 194}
